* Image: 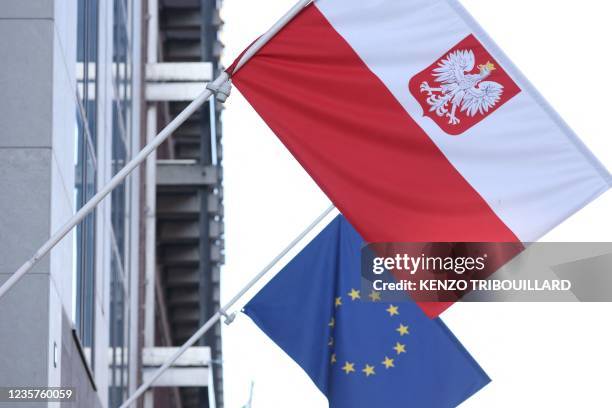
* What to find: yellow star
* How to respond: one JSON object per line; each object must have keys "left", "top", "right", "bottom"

{"left": 335, "top": 297, "right": 342, "bottom": 307}
{"left": 396, "top": 323, "right": 410, "bottom": 336}
{"left": 348, "top": 288, "right": 361, "bottom": 301}
{"left": 382, "top": 356, "right": 395, "bottom": 369}
{"left": 341, "top": 361, "right": 355, "bottom": 374}
{"left": 330, "top": 353, "right": 337, "bottom": 364}
{"left": 393, "top": 342, "right": 406, "bottom": 355}
{"left": 368, "top": 290, "right": 381, "bottom": 302}
{"left": 328, "top": 337, "right": 334, "bottom": 347}
{"left": 328, "top": 317, "right": 335, "bottom": 328}
{"left": 362, "top": 364, "right": 376, "bottom": 377}
{"left": 386, "top": 305, "right": 399, "bottom": 316}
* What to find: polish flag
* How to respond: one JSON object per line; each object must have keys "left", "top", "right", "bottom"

{"left": 229, "top": 0, "right": 611, "bottom": 315}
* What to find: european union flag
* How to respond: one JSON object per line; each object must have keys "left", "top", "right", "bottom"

{"left": 244, "top": 215, "right": 490, "bottom": 407}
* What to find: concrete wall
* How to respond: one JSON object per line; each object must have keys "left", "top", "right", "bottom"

{"left": 0, "top": 1, "right": 100, "bottom": 407}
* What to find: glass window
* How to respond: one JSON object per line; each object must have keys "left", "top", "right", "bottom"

{"left": 74, "top": 0, "right": 99, "bottom": 369}
{"left": 109, "top": 0, "right": 133, "bottom": 405}
{"left": 109, "top": 235, "right": 129, "bottom": 407}
{"left": 109, "top": 104, "right": 130, "bottom": 407}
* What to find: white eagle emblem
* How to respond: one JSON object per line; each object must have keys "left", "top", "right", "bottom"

{"left": 419, "top": 49, "right": 504, "bottom": 125}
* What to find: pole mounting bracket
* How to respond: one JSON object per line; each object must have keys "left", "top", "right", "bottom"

{"left": 206, "top": 79, "right": 232, "bottom": 103}
{"left": 218, "top": 308, "right": 236, "bottom": 325}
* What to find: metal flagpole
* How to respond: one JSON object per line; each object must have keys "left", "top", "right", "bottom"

{"left": 0, "top": 0, "right": 314, "bottom": 301}
{"left": 119, "top": 204, "right": 335, "bottom": 408}
{"left": 0, "top": 73, "right": 222, "bottom": 300}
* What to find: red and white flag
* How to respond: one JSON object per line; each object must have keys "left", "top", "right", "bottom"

{"left": 229, "top": 0, "right": 611, "bottom": 280}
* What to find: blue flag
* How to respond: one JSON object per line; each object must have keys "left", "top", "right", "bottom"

{"left": 243, "top": 215, "right": 490, "bottom": 407}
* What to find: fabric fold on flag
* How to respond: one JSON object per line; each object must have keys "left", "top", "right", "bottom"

{"left": 243, "top": 215, "right": 490, "bottom": 408}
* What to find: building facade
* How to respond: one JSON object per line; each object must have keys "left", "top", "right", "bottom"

{"left": 0, "top": 0, "right": 224, "bottom": 407}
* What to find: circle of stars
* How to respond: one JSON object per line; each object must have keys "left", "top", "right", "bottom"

{"left": 328, "top": 289, "right": 410, "bottom": 378}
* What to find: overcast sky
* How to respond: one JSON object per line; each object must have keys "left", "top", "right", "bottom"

{"left": 219, "top": 1, "right": 612, "bottom": 407}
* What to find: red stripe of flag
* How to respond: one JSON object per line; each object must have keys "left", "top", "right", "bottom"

{"left": 230, "top": 5, "right": 520, "bottom": 317}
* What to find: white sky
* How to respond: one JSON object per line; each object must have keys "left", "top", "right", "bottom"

{"left": 219, "top": 1, "right": 612, "bottom": 407}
